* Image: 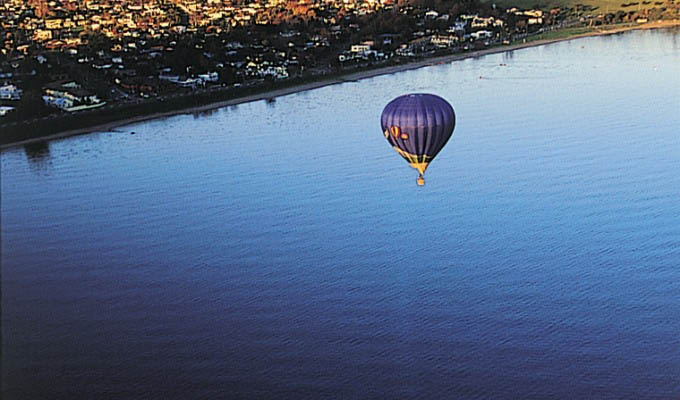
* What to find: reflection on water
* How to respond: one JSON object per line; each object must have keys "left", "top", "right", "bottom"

{"left": 1, "top": 29, "right": 680, "bottom": 400}
{"left": 192, "top": 107, "right": 219, "bottom": 119}
{"left": 23, "top": 141, "right": 51, "bottom": 172}
{"left": 24, "top": 141, "right": 50, "bottom": 161}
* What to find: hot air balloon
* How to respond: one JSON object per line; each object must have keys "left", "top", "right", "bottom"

{"left": 380, "top": 93, "right": 456, "bottom": 185}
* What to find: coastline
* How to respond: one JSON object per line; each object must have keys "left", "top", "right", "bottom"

{"left": 2, "top": 20, "right": 677, "bottom": 150}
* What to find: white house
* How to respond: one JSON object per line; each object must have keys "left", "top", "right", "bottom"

{"left": 430, "top": 34, "right": 459, "bottom": 47}
{"left": 350, "top": 44, "right": 371, "bottom": 54}
{"left": 0, "top": 84, "right": 22, "bottom": 100}
{"left": 198, "top": 72, "right": 219, "bottom": 83}
{"left": 471, "top": 30, "right": 494, "bottom": 40}
{"left": 42, "top": 80, "right": 105, "bottom": 111}
{"left": 0, "top": 106, "right": 15, "bottom": 117}
{"left": 259, "top": 66, "right": 288, "bottom": 79}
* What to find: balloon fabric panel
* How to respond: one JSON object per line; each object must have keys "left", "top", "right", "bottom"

{"left": 380, "top": 94, "right": 455, "bottom": 172}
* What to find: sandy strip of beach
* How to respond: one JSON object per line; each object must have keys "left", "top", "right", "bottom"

{"left": 2, "top": 20, "right": 677, "bottom": 150}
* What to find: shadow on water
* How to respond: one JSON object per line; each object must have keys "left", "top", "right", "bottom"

{"left": 23, "top": 141, "right": 51, "bottom": 172}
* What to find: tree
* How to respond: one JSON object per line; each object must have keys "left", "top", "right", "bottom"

{"left": 14, "top": 90, "right": 53, "bottom": 120}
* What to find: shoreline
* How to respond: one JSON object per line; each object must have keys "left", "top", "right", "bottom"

{"left": 2, "top": 20, "right": 678, "bottom": 150}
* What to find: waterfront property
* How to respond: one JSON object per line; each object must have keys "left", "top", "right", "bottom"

{"left": 42, "top": 80, "right": 106, "bottom": 111}
{"left": 0, "top": 83, "right": 22, "bottom": 100}
{"left": 2, "top": 0, "right": 678, "bottom": 128}
{"left": 1, "top": 29, "right": 679, "bottom": 400}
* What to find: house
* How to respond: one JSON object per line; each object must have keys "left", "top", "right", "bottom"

{"left": 44, "top": 18, "right": 63, "bottom": 29}
{"left": 0, "top": 106, "right": 15, "bottom": 117}
{"left": 259, "top": 66, "right": 288, "bottom": 79}
{"left": 471, "top": 16, "right": 495, "bottom": 28}
{"left": 448, "top": 22, "right": 467, "bottom": 35}
{"left": 33, "top": 29, "right": 52, "bottom": 41}
{"left": 42, "top": 80, "right": 105, "bottom": 111}
{"left": 0, "top": 84, "right": 22, "bottom": 100}
{"left": 471, "top": 30, "right": 494, "bottom": 40}
{"left": 116, "top": 77, "right": 160, "bottom": 95}
{"left": 430, "top": 34, "right": 459, "bottom": 48}
{"left": 350, "top": 43, "right": 372, "bottom": 54}
{"left": 396, "top": 37, "right": 432, "bottom": 57}
{"left": 395, "top": 45, "right": 415, "bottom": 57}
{"left": 470, "top": 30, "right": 492, "bottom": 40}
{"left": 513, "top": 9, "right": 544, "bottom": 25}
{"left": 198, "top": 72, "right": 219, "bottom": 83}
{"left": 378, "top": 33, "right": 400, "bottom": 46}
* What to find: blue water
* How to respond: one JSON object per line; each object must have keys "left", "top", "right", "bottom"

{"left": 2, "top": 29, "right": 680, "bottom": 399}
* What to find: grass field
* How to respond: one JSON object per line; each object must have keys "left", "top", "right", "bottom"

{"left": 484, "top": 0, "right": 668, "bottom": 12}
{"left": 524, "top": 26, "right": 596, "bottom": 41}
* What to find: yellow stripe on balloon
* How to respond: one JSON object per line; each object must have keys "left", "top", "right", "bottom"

{"left": 392, "top": 146, "right": 431, "bottom": 174}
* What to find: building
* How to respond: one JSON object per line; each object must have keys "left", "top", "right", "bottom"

{"left": 42, "top": 80, "right": 105, "bottom": 111}
{"left": 0, "top": 84, "right": 22, "bottom": 100}
{"left": 0, "top": 105, "right": 16, "bottom": 117}
{"left": 430, "top": 34, "right": 459, "bottom": 48}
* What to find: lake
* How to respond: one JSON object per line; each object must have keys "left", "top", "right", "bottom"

{"left": 2, "top": 28, "right": 679, "bottom": 399}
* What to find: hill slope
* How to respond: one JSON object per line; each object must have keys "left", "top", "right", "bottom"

{"left": 482, "top": 0, "right": 671, "bottom": 13}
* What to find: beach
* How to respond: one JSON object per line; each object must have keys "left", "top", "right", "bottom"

{"left": 2, "top": 20, "right": 677, "bottom": 150}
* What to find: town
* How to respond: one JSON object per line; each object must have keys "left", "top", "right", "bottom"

{"left": 1, "top": 0, "right": 678, "bottom": 127}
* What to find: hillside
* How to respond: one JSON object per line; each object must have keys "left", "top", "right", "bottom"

{"left": 482, "top": 0, "right": 672, "bottom": 13}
